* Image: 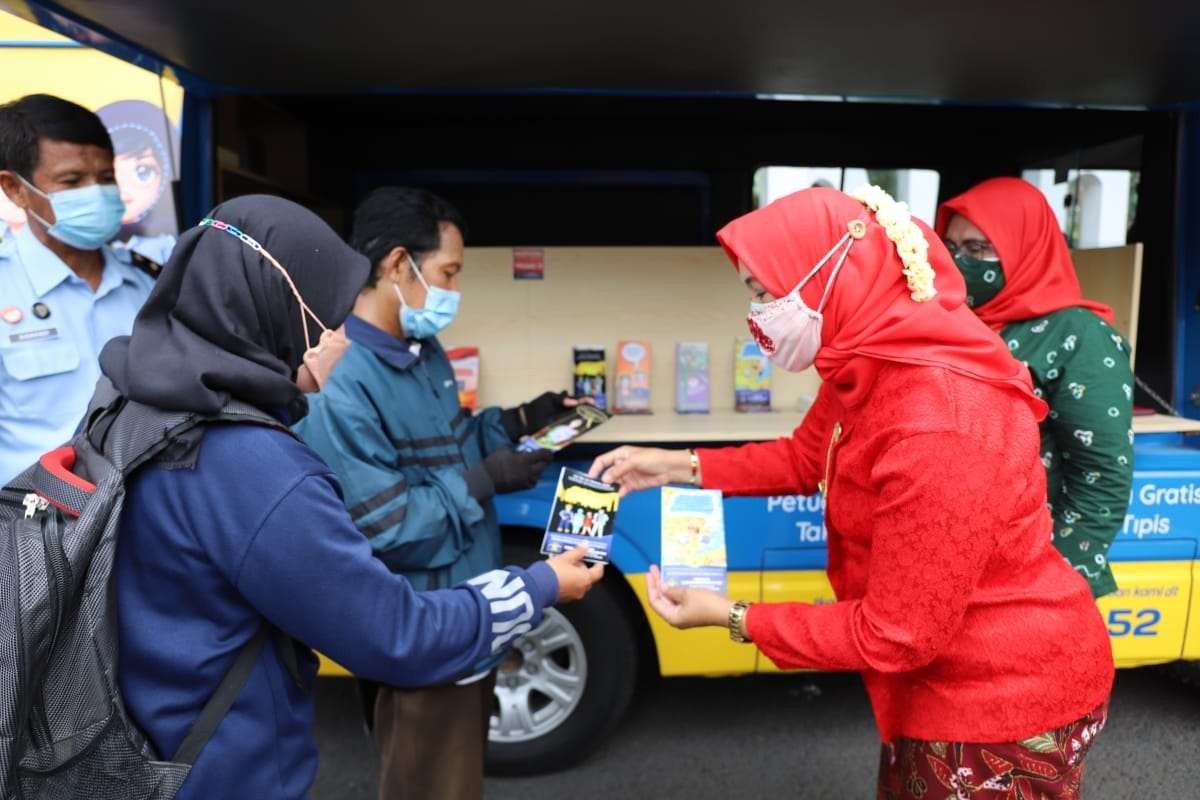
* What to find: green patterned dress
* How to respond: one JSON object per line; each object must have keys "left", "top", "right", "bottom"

{"left": 1002, "top": 307, "right": 1133, "bottom": 597}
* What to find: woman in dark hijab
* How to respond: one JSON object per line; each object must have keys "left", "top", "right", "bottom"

{"left": 108, "top": 196, "right": 601, "bottom": 800}
{"left": 100, "top": 194, "right": 361, "bottom": 417}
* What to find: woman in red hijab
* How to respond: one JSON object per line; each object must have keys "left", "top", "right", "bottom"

{"left": 937, "top": 177, "right": 1133, "bottom": 598}
{"left": 589, "top": 187, "right": 1113, "bottom": 799}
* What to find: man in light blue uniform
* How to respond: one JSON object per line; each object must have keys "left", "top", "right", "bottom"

{"left": 0, "top": 95, "right": 164, "bottom": 484}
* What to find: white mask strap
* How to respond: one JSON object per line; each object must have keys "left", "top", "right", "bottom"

{"left": 783, "top": 231, "right": 853, "bottom": 310}
{"left": 815, "top": 235, "right": 855, "bottom": 313}
{"left": 198, "top": 218, "right": 329, "bottom": 352}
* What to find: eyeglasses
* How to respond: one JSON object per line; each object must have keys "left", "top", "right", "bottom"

{"left": 944, "top": 238, "right": 997, "bottom": 259}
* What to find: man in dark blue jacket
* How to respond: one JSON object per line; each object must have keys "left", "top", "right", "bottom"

{"left": 109, "top": 196, "right": 602, "bottom": 800}
{"left": 295, "top": 188, "right": 583, "bottom": 799}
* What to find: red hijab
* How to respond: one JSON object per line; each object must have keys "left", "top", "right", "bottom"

{"left": 935, "top": 177, "right": 1114, "bottom": 332}
{"left": 716, "top": 187, "right": 1045, "bottom": 416}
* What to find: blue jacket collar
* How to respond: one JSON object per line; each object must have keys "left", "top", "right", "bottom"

{"left": 344, "top": 314, "right": 421, "bottom": 370}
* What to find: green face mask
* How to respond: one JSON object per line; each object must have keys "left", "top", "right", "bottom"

{"left": 952, "top": 253, "right": 1005, "bottom": 309}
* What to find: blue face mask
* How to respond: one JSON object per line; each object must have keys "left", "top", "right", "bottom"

{"left": 393, "top": 255, "right": 461, "bottom": 339}
{"left": 20, "top": 176, "right": 125, "bottom": 250}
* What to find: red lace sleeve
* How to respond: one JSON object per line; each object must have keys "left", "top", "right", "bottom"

{"left": 695, "top": 384, "right": 838, "bottom": 497}
{"left": 745, "top": 431, "right": 1006, "bottom": 672}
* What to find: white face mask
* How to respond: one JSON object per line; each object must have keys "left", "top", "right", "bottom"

{"left": 746, "top": 232, "right": 855, "bottom": 372}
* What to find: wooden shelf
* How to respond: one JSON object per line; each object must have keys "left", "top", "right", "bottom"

{"left": 569, "top": 409, "right": 1200, "bottom": 446}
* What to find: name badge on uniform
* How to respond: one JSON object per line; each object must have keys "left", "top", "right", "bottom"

{"left": 9, "top": 328, "right": 59, "bottom": 344}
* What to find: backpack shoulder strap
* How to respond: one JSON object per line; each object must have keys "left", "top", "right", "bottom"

{"left": 172, "top": 625, "right": 270, "bottom": 765}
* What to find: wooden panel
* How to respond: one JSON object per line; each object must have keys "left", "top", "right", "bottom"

{"left": 1072, "top": 243, "right": 1143, "bottom": 369}
{"left": 565, "top": 408, "right": 1200, "bottom": 446}
{"left": 442, "top": 247, "right": 820, "bottom": 413}
{"left": 1130, "top": 414, "right": 1200, "bottom": 434}
{"left": 443, "top": 245, "right": 1190, "bottom": 445}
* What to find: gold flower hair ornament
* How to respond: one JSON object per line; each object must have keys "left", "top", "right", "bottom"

{"left": 849, "top": 184, "right": 938, "bottom": 302}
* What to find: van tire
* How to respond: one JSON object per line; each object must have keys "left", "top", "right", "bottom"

{"left": 486, "top": 547, "right": 639, "bottom": 775}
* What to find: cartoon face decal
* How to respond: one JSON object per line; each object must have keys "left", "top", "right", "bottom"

{"left": 114, "top": 146, "right": 165, "bottom": 224}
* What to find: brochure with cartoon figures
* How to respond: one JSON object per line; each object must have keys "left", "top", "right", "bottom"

{"left": 573, "top": 346, "right": 608, "bottom": 410}
{"left": 541, "top": 468, "right": 620, "bottom": 564}
{"left": 516, "top": 404, "right": 612, "bottom": 452}
{"left": 660, "top": 487, "right": 728, "bottom": 594}
{"left": 734, "top": 337, "right": 772, "bottom": 412}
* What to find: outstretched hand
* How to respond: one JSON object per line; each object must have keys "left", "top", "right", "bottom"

{"left": 588, "top": 446, "right": 690, "bottom": 497}
{"left": 645, "top": 565, "right": 732, "bottom": 630}
{"left": 547, "top": 544, "right": 606, "bottom": 603}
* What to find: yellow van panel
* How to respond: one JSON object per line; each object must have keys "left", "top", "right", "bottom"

{"left": 626, "top": 571, "right": 760, "bottom": 676}
{"left": 1099, "top": 561, "right": 1192, "bottom": 667}
{"left": 318, "top": 653, "right": 351, "bottom": 677}
{"left": 757, "top": 569, "right": 836, "bottom": 674}
{"left": 317, "top": 561, "right": 1194, "bottom": 678}
{"left": 1186, "top": 560, "right": 1200, "bottom": 661}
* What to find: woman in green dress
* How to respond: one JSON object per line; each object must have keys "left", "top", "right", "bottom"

{"left": 937, "top": 177, "right": 1133, "bottom": 597}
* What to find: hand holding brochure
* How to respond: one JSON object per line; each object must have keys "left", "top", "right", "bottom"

{"left": 661, "top": 487, "right": 728, "bottom": 594}
{"left": 517, "top": 404, "right": 611, "bottom": 452}
{"left": 541, "top": 468, "right": 620, "bottom": 564}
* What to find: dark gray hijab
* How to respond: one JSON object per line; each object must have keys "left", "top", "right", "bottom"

{"left": 100, "top": 195, "right": 370, "bottom": 419}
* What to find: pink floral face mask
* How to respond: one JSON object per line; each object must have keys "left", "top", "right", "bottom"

{"left": 746, "top": 230, "right": 855, "bottom": 372}
{"left": 199, "top": 217, "right": 350, "bottom": 391}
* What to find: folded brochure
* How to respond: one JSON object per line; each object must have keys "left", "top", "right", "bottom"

{"left": 517, "top": 404, "right": 611, "bottom": 452}
{"left": 661, "top": 486, "right": 728, "bottom": 594}
{"left": 541, "top": 467, "right": 619, "bottom": 564}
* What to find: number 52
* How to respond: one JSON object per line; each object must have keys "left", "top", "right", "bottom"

{"left": 1107, "top": 608, "right": 1160, "bottom": 637}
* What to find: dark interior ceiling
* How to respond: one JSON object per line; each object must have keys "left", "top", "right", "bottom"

{"left": 29, "top": 0, "right": 1200, "bottom": 107}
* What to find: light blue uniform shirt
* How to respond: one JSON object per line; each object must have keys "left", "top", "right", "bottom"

{"left": 0, "top": 225, "right": 166, "bottom": 484}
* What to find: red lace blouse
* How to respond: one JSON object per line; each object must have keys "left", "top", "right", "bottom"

{"left": 697, "top": 360, "right": 1114, "bottom": 743}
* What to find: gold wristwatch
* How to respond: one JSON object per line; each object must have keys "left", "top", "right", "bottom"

{"left": 729, "top": 600, "right": 752, "bottom": 643}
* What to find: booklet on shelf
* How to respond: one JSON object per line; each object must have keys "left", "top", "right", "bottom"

{"left": 517, "top": 404, "right": 612, "bottom": 452}
{"left": 660, "top": 486, "right": 728, "bottom": 594}
{"left": 540, "top": 467, "right": 620, "bottom": 564}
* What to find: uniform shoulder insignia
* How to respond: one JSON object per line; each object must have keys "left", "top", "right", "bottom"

{"left": 129, "top": 251, "right": 163, "bottom": 279}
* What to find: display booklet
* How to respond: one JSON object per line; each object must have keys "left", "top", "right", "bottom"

{"left": 613, "top": 339, "right": 652, "bottom": 413}
{"left": 573, "top": 346, "right": 608, "bottom": 410}
{"left": 734, "top": 337, "right": 772, "bottom": 412}
{"left": 540, "top": 468, "right": 620, "bottom": 564}
{"left": 660, "top": 486, "right": 728, "bottom": 594}
{"left": 517, "top": 404, "right": 612, "bottom": 452}
{"left": 675, "top": 341, "right": 710, "bottom": 413}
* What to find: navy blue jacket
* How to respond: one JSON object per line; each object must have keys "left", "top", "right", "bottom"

{"left": 114, "top": 422, "right": 557, "bottom": 799}
{"left": 294, "top": 315, "right": 512, "bottom": 590}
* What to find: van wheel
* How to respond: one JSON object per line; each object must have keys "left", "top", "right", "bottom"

{"left": 485, "top": 571, "right": 639, "bottom": 775}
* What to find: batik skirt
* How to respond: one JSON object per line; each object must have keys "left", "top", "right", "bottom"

{"left": 876, "top": 703, "right": 1108, "bottom": 800}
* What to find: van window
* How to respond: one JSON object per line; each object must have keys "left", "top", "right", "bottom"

{"left": 753, "top": 167, "right": 941, "bottom": 225}
{"left": 1022, "top": 169, "right": 1139, "bottom": 248}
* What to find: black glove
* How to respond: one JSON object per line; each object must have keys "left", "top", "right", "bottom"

{"left": 479, "top": 447, "right": 553, "bottom": 495}
{"left": 500, "top": 391, "right": 572, "bottom": 441}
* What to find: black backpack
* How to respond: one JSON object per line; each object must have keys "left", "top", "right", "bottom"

{"left": 0, "top": 379, "right": 302, "bottom": 799}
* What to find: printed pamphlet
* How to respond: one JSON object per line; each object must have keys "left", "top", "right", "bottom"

{"left": 573, "top": 346, "right": 607, "bottom": 411}
{"left": 541, "top": 468, "right": 620, "bottom": 564}
{"left": 734, "top": 338, "right": 772, "bottom": 412}
{"left": 614, "top": 340, "right": 652, "bottom": 413}
{"left": 446, "top": 346, "right": 480, "bottom": 410}
{"left": 661, "top": 486, "right": 728, "bottom": 593}
{"left": 675, "top": 341, "right": 710, "bottom": 413}
{"left": 517, "top": 404, "right": 612, "bottom": 452}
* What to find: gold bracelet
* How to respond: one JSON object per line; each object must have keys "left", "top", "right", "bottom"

{"left": 729, "top": 600, "right": 752, "bottom": 643}
{"left": 688, "top": 448, "right": 700, "bottom": 486}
